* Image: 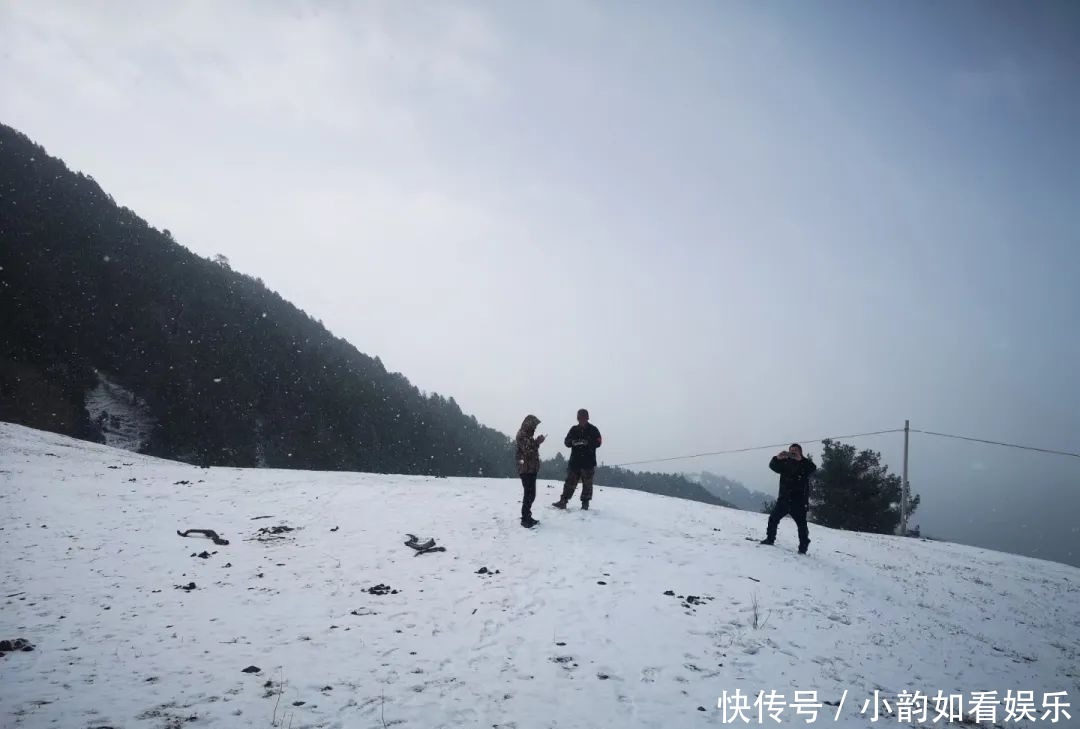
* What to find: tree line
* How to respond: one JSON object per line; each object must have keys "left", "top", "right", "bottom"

{"left": 539, "top": 453, "right": 735, "bottom": 508}
{"left": 0, "top": 124, "right": 514, "bottom": 476}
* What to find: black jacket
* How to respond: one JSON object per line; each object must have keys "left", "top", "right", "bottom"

{"left": 565, "top": 424, "right": 602, "bottom": 469}
{"left": 769, "top": 455, "right": 817, "bottom": 505}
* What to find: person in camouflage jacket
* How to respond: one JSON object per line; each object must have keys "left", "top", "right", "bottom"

{"left": 515, "top": 414, "right": 545, "bottom": 527}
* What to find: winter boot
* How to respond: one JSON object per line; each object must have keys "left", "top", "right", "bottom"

{"left": 759, "top": 537, "right": 775, "bottom": 545}
{"left": 521, "top": 517, "right": 537, "bottom": 528}
{"left": 552, "top": 500, "right": 567, "bottom": 510}
{"left": 581, "top": 501, "right": 589, "bottom": 511}
{"left": 798, "top": 540, "right": 810, "bottom": 555}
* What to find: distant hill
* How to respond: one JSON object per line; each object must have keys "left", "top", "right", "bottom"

{"left": 0, "top": 123, "right": 515, "bottom": 476}
{"left": 540, "top": 454, "right": 735, "bottom": 508}
{"left": 685, "top": 471, "right": 772, "bottom": 512}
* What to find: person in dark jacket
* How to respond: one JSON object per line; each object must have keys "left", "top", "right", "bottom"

{"left": 760, "top": 443, "right": 817, "bottom": 553}
{"left": 515, "top": 414, "right": 545, "bottom": 528}
{"left": 553, "top": 409, "right": 602, "bottom": 510}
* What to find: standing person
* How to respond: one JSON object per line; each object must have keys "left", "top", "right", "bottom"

{"left": 515, "top": 414, "right": 545, "bottom": 528}
{"left": 760, "top": 443, "right": 817, "bottom": 553}
{"left": 553, "top": 409, "right": 602, "bottom": 511}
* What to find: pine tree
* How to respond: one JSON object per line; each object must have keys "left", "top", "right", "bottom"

{"left": 810, "top": 439, "right": 920, "bottom": 534}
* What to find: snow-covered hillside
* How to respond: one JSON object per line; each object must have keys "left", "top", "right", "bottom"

{"left": 2, "top": 422, "right": 1078, "bottom": 729}
{"left": 84, "top": 371, "right": 155, "bottom": 452}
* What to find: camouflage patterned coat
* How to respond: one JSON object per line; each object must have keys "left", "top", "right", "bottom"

{"left": 515, "top": 414, "right": 542, "bottom": 475}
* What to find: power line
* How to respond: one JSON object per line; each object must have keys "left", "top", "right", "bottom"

{"left": 611, "top": 428, "right": 904, "bottom": 468}
{"left": 911, "top": 429, "right": 1080, "bottom": 460}
{"left": 607, "top": 426, "right": 1080, "bottom": 469}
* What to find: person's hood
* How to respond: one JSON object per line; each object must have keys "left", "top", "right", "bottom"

{"left": 518, "top": 414, "right": 540, "bottom": 435}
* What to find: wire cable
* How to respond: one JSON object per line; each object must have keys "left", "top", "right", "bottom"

{"left": 911, "top": 429, "right": 1080, "bottom": 460}
{"left": 611, "top": 428, "right": 905, "bottom": 468}
{"left": 607, "top": 427, "right": 1080, "bottom": 469}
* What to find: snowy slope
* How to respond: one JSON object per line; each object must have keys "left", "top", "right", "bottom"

{"left": 2, "top": 422, "right": 1078, "bottom": 729}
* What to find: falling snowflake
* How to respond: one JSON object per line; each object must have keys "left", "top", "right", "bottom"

{"left": 103, "top": 255, "right": 111, "bottom": 263}
{"left": 213, "top": 378, "right": 222, "bottom": 383}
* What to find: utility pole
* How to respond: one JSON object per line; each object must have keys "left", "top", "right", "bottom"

{"left": 901, "top": 419, "right": 910, "bottom": 536}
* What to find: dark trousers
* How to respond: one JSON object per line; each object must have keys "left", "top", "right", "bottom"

{"left": 520, "top": 473, "right": 537, "bottom": 520}
{"left": 766, "top": 495, "right": 810, "bottom": 545}
{"left": 561, "top": 467, "right": 595, "bottom": 504}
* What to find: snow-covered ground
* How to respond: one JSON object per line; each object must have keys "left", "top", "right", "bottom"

{"left": 2, "top": 422, "right": 1078, "bottom": 729}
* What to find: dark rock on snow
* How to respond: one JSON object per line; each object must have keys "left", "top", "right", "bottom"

{"left": 0, "top": 638, "right": 35, "bottom": 657}
{"left": 257, "top": 525, "right": 294, "bottom": 536}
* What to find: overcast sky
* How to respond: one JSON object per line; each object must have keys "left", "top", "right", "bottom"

{"left": 2, "top": 1, "right": 1078, "bottom": 564}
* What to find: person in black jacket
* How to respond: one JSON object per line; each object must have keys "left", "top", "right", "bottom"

{"left": 552, "top": 409, "right": 602, "bottom": 510}
{"left": 760, "top": 443, "right": 817, "bottom": 553}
